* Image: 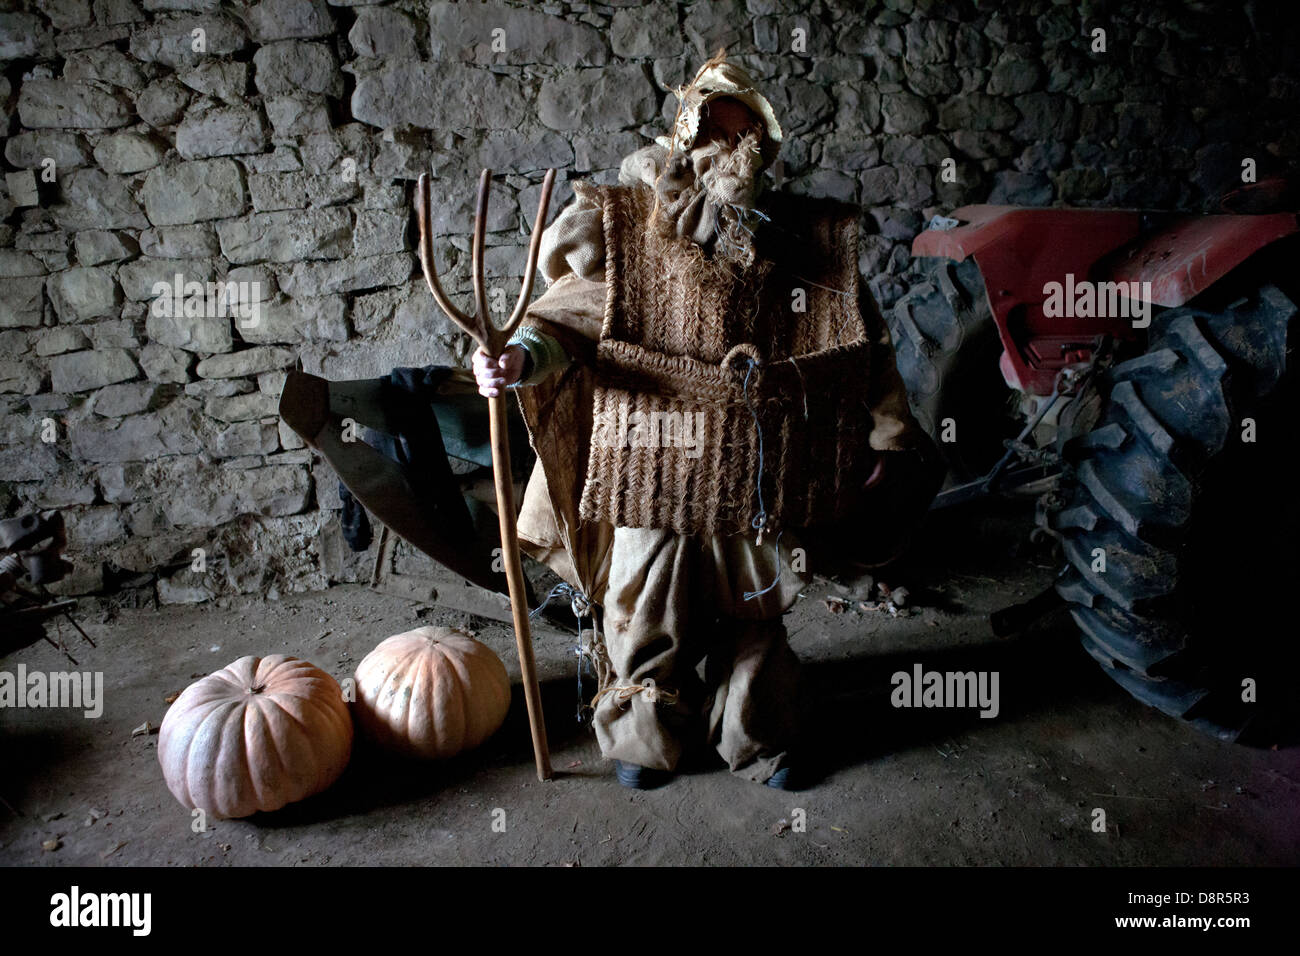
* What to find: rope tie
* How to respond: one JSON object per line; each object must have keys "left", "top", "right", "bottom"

{"left": 743, "top": 528, "right": 785, "bottom": 602}
{"left": 591, "top": 677, "right": 681, "bottom": 710}
{"left": 530, "top": 582, "right": 596, "bottom": 723}
{"left": 529, "top": 581, "right": 591, "bottom": 622}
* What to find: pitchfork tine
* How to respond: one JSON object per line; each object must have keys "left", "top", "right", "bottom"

{"left": 505, "top": 168, "right": 557, "bottom": 336}
{"left": 471, "top": 168, "right": 491, "bottom": 336}
{"left": 417, "top": 167, "right": 557, "bottom": 354}
{"left": 416, "top": 173, "right": 473, "bottom": 334}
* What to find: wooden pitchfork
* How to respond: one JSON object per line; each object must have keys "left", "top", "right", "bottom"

{"left": 416, "top": 167, "right": 556, "bottom": 781}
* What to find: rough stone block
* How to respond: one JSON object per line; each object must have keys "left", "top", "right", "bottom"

{"left": 253, "top": 40, "right": 342, "bottom": 98}
{"left": 0, "top": 249, "right": 48, "bottom": 277}
{"left": 176, "top": 60, "right": 250, "bottom": 103}
{"left": 6, "top": 170, "right": 39, "bottom": 208}
{"left": 129, "top": 14, "right": 249, "bottom": 69}
{"left": 204, "top": 391, "right": 280, "bottom": 421}
{"left": 141, "top": 159, "right": 247, "bottom": 226}
{"left": 213, "top": 419, "right": 280, "bottom": 457}
{"left": 53, "top": 169, "right": 149, "bottom": 231}
{"left": 87, "top": 319, "right": 140, "bottom": 350}
{"left": 70, "top": 402, "right": 207, "bottom": 462}
{"left": 35, "top": 326, "right": 90, "bottom": 356}
{"left": 62, "top": 46, "right": 146, "bottom": 89}
{"left": 0, "top": 277, "right": 46, "bottom": 328}
{"left": 247, "top": 0, "right": 335, "bottom": 41}
{"left": 47, "top": 266, "right": 121, "bottom": 321}
{"left": 0, "top": 359, "right": 42, "bottom": 394}
{"left": 139, "top": 343, "right": 194, "bottom": 383}
{"left": 145, "top": 309, "right": 233, "bottom": 354}
{"left": 275, "top": 253, "right": 410, "bottom": 297}
{"left": 119, "top": 257, "right": 213, "bottom": 302}
{"left": 137, "top": 78, "right": 191, "bottom": 127}
{"left": 176, "top": 105, "right": 270, "bottom": 159}
{"left": 65, "top": 505, "right": 125, "bottom": 548}
{"left": 216, "top": 208, "right": 352, "bottom": 263}
{"left": 91, "top": 381, "right": 165, "bottom": 417}
{"left": 74, "top": 230, "right": 138, "bottom": 265}
{"left": 238, "top": 293, "right": 347, "bottom": 343}
{"left": 4, "top": 131, "right": 95, "bottom": 170}
{"left": 160, "top": 463, "right": 310, "bottom": 527}
{"left": 427, "top": 1, "right": 608, "bottom": 65}
{"left": 50, "top": 348, "right": 139, "bottom": 392}
{"left": 610, "top": 5, "right": 679, "bottom": 59}
{"left": 196, "top": 345, "right": 295, "bottom": 378}
{"left": 264, "top": 95, "right": 333, "bottom": 137}
{"left": 17, "top": 80, "right": 133, "bottom": 129}
{"left": 352, "top": 62, "right": 528, "bottom": 131}
{"left": 349, "top": 6, "right": 415, "bottom": 57}
{"left": 352, "top": 209, "right": 408, "bottom": 256}
{"left": 538, "top": 66, "right": 657, "bottom": 131}
{"left": 138, "top": 224, "right": 219, "bottom": 259}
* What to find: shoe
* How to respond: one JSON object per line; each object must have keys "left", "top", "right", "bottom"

{"left": 764, "top": 766, "right": 800, "bottom": 790}
{"left": 613, "top": 760, "right": 674, "bottom": 790}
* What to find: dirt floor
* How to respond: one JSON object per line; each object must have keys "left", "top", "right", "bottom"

{"left": 3, "top": 501, "right": 1298, "bottom": 867}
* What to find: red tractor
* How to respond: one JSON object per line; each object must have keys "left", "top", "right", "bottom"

{"left": 887, "top": 180, "right": 1299, "bottom": 744}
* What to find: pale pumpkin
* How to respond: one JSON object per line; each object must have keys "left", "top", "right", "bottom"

{"left": 158, "top": 655, "right": 353, "bottom": 819}
{"left": 354, "top": 626, "right": 512, "bottom": 759}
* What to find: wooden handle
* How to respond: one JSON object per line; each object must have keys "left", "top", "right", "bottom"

{"left": 415, "top": 167, "right": 559, "bottom": 782}
{"left": 488, "top": 392, "right": 552, "bottom": 781}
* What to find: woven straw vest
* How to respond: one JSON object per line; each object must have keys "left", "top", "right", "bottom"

{"left": 578, "top": 182, "right": 874, "bottom": 536}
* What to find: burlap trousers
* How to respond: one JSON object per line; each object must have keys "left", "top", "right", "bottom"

{"left": 592, "top": 525, "right": 807, "bottom": 783}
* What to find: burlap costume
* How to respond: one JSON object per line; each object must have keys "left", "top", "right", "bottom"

{"left": 507, "top": 61, "right": 928, "bottom": 782}
{"left": 580, "top": 181, "right": 878, "bottom": 536}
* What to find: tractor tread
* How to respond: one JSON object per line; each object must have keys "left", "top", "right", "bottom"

{"left": 887, "top": 257, "right": 1005, "bottom": 479}
{"left": 1071, "top": 605, "right": 1180, "bottom": 676}
{"left": 1046, "top": 282, "right": 1297, "bottom": 741}
{"left": 1109, "top": 381, "right": 1176, "bottom": 458}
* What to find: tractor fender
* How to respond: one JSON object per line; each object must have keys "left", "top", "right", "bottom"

{"left": 912, "top": 205, "right": 1144, "bottom": 395}
{"left": 912, "top": 204, "right": 1141, "bottom": 265}
{"left": 910, "top": 205, "right": 1299, "bottom": 394}
{"left": 1097, "top": 212, "right": 1298, "bottom": 307}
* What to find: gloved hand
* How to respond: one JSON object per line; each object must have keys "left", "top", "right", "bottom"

{"left": 472, "top": 344, "right": 526, "bottom": 398}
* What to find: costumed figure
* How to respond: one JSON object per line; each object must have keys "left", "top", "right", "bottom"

{"left": 474, "top": 53, "right": 942, "bottom": 789}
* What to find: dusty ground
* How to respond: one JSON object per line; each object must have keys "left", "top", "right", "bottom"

{"left": 3, "top": 502, "right": 1298, "bottom": 867}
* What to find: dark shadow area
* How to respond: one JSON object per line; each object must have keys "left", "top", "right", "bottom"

{"left": 0, "top": 726, "right": 97, "bottom": 815}
{"left": 797, "top": 609, "right": 1120, "bottom": 783}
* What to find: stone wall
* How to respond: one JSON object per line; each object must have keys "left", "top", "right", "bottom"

{"left": 0, "top": 0, "right": 1295, "bottom": 605}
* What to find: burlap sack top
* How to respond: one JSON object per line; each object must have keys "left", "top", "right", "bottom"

{"left": 657, "top": 53, "right": 784, "bottom": 171}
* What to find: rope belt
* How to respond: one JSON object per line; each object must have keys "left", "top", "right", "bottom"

{"left": 591, "top": 677, "right": 681, "bottom": 709}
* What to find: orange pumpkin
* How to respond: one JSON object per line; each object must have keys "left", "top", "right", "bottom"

{"left": 159, "top": 655, "right": 353, "bottom": 819}
{"left": 354, "top": 626, "right": 512, "bottom": 759}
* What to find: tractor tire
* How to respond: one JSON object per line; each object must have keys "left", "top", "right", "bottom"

{"left": 1045, "top": 282, "right": 1298, "bottom": 744}
{"left": 888, "top": 257, "right": 1017, "bottom": 481}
